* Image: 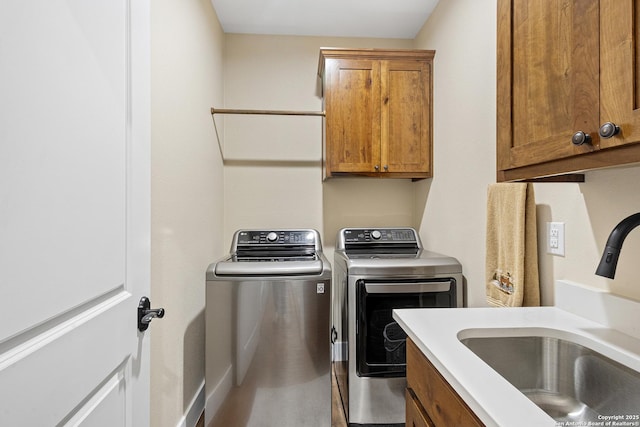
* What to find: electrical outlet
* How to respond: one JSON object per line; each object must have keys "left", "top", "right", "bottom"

{"left": 546, "top": 222, "right": 565, "bottom": 256}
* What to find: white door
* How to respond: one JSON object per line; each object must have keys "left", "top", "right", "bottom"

{"left": 0, "top": 0, "right": 151, "bottom": 425}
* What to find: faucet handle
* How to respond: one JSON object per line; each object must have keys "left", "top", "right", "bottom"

{"left": 595, "top": 212, "right": 640, "bottom": 279}
{"left": 595, "top": 246, "right": 620, "bottom": 279}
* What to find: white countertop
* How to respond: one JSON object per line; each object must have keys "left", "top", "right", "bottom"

{"left": 393, "top": 291, "right": 640, "bottom": 427}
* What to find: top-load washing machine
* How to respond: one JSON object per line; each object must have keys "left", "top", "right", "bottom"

{"left": 206, "top": 229, "right": 332, "bottom": 427}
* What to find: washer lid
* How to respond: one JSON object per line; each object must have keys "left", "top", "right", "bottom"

{"left": 337, "top": 249, "right": 462, "bottom": 275}
{"left": 213, "top": 257, "right": 324, "bottom": 276}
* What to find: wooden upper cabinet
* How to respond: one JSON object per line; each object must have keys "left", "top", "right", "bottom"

{"left": 383, "top": 60, "right": 432, "bottom": 174}
{"left": 323, "top": 57, "right": 382, "bottom": 175}
{"left": 497, "top": 0, "right": 640, "bottom": 181}
{"left": 319, "top": 48, "right": 434, "bottom": 179}
{"left": 600, "top": 0, "right": 640, "bottom": 149}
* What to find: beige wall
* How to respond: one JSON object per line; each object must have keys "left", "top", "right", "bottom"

{"left": 415, "top": 0, "right": 640, "bottom": 306}
{"left": 412, "top": 0, "right": 497, "bottom": 307}
{"left": 150, "top": 0, "right": 225, "bottom": 426}
{"left": 535, "top": 167, "right": 640, "bottom": 302}
{"left": 221, "top": 34, "right": 418, "bottom": 256}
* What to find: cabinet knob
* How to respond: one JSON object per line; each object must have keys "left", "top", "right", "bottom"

{"left": 374, "top": 165, "right": 380, "bottom": 171}
{"left": 383, "top": 165, "right": 388, "bottom": 171}
{"left": 571, "top": 131, "right": 592, "bottom": 146}
{"left": 599, "top": 122, "right": 620, "bottom": 139}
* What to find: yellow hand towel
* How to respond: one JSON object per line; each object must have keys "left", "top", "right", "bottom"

{"left": 485, "top": 183, "right": 540, "bottom": 307}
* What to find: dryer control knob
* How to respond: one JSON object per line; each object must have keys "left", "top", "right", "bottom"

{"left": 266, "top": 232, "right": 278, "bottom": 242}
{"left": 371, "top": 230, "right": 382, "bottom": 240}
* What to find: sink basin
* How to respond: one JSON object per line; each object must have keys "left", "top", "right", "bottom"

{"left": 460, "top": 335, "right": 640, "bottom": 423}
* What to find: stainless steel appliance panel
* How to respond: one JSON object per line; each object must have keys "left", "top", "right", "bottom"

{"left": 349, "top": 273, "right": 406, "bottom": 425}
{"left": 206, "top": 229, "right": 332, "bottom": 427}
{"left": 346, "top": 272, "right": 463, "bottom": 425}
{"left": 207, "top": 276, "right": 331, "bottom": 427}
{"left": 332, "top": 261, "right": 349, "bottom": 422}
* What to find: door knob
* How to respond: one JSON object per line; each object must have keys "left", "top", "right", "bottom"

{"left": 599, "top": 122, "right": 620, "bottom": 139}
{"left": 571, "top": 131, "right": 592, "bottom": 146}
{"left": 138, "top": 296, "right": 165, "bottom": 331}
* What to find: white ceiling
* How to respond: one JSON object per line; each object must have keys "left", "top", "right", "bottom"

{"left": 211, "top": 0, "right": 440, "bottom": 39}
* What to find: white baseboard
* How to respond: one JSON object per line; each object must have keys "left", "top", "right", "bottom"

{"left": 204, "top": 365, "right": 233, "bottom": 427}
{"left": 175, "top": 380, "right": 205, "bottom": 427}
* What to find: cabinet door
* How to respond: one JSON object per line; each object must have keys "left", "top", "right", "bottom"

{"left": 406, "top": 389, "right": 435, "bottom": 427}
{"left": 497, "top": 0, "right": 599, "bottom": 171}
{"left": 407, "top": 339, "right": 484, "bottom": 427}
{"left": 382, "top": 60, "right": 431, "bottom": 175}
{"left": 599, "top": 0, "right": 640, "bottom": 149}
{"left": 324, "top": 58, "right": 381, "bottom": 175}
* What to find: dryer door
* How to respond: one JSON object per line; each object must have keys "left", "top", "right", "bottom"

{"left": 355, "top": 278, "right": 457, "bottom": 377}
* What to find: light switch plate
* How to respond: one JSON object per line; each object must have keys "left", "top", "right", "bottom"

{"left": 547, "top": 222, "right": 565, "bottom": 256}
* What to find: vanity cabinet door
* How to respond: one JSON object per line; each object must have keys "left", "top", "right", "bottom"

{"left": 406, "top": 339, "right": 484, "bottom": 427}
{"left": 406, "top": 389, "right": 435, "bottom": 427}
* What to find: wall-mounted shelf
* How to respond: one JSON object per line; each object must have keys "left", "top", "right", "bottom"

{"left": 210, "top": 108, "right": 325, "bottom": 117}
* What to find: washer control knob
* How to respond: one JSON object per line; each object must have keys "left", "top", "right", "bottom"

{"left": 266, "top": 232, "right": 278, "bottom": 242}
{"left": 371, "top": 230, "right": 382, "bottom": 240}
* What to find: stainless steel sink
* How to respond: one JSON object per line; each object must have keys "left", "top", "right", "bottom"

{"left": 460, "top": 335, "right": 640, "bottom": 423}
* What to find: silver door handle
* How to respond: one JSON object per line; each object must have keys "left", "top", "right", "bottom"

{"left": 364, "top": 282, "right": 452, "bottom": 293}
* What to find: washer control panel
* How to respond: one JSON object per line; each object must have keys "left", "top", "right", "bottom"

{"left": 236, "top": 230, "right": 317, "bottom": 246}
{"left": 342, "top": 228, "right": 417, "bottom": 244}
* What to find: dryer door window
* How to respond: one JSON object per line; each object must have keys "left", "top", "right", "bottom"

{"left": 355, "top": 278, "right": 457, "bottom": 377}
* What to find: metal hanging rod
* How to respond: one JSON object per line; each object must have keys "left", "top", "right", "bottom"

{"left": 211, "top": 107, "right": 325, "bottom": 117}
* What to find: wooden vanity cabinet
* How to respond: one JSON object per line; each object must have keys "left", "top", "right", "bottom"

{"left": 497, "top": 0, "right": 640, "bottom": 181}
{"left": 318, "top": 48, "right": 434, "bottom": 179}
{"left": 406, "top": 389, "right": 435, "bottom": 427}
{"left": 406, "top": 338, "right": 484, "bottom": 427}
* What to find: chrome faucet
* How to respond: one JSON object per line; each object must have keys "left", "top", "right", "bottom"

{"left": 596, "top": 212, "right": 640, "bottom": 279}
